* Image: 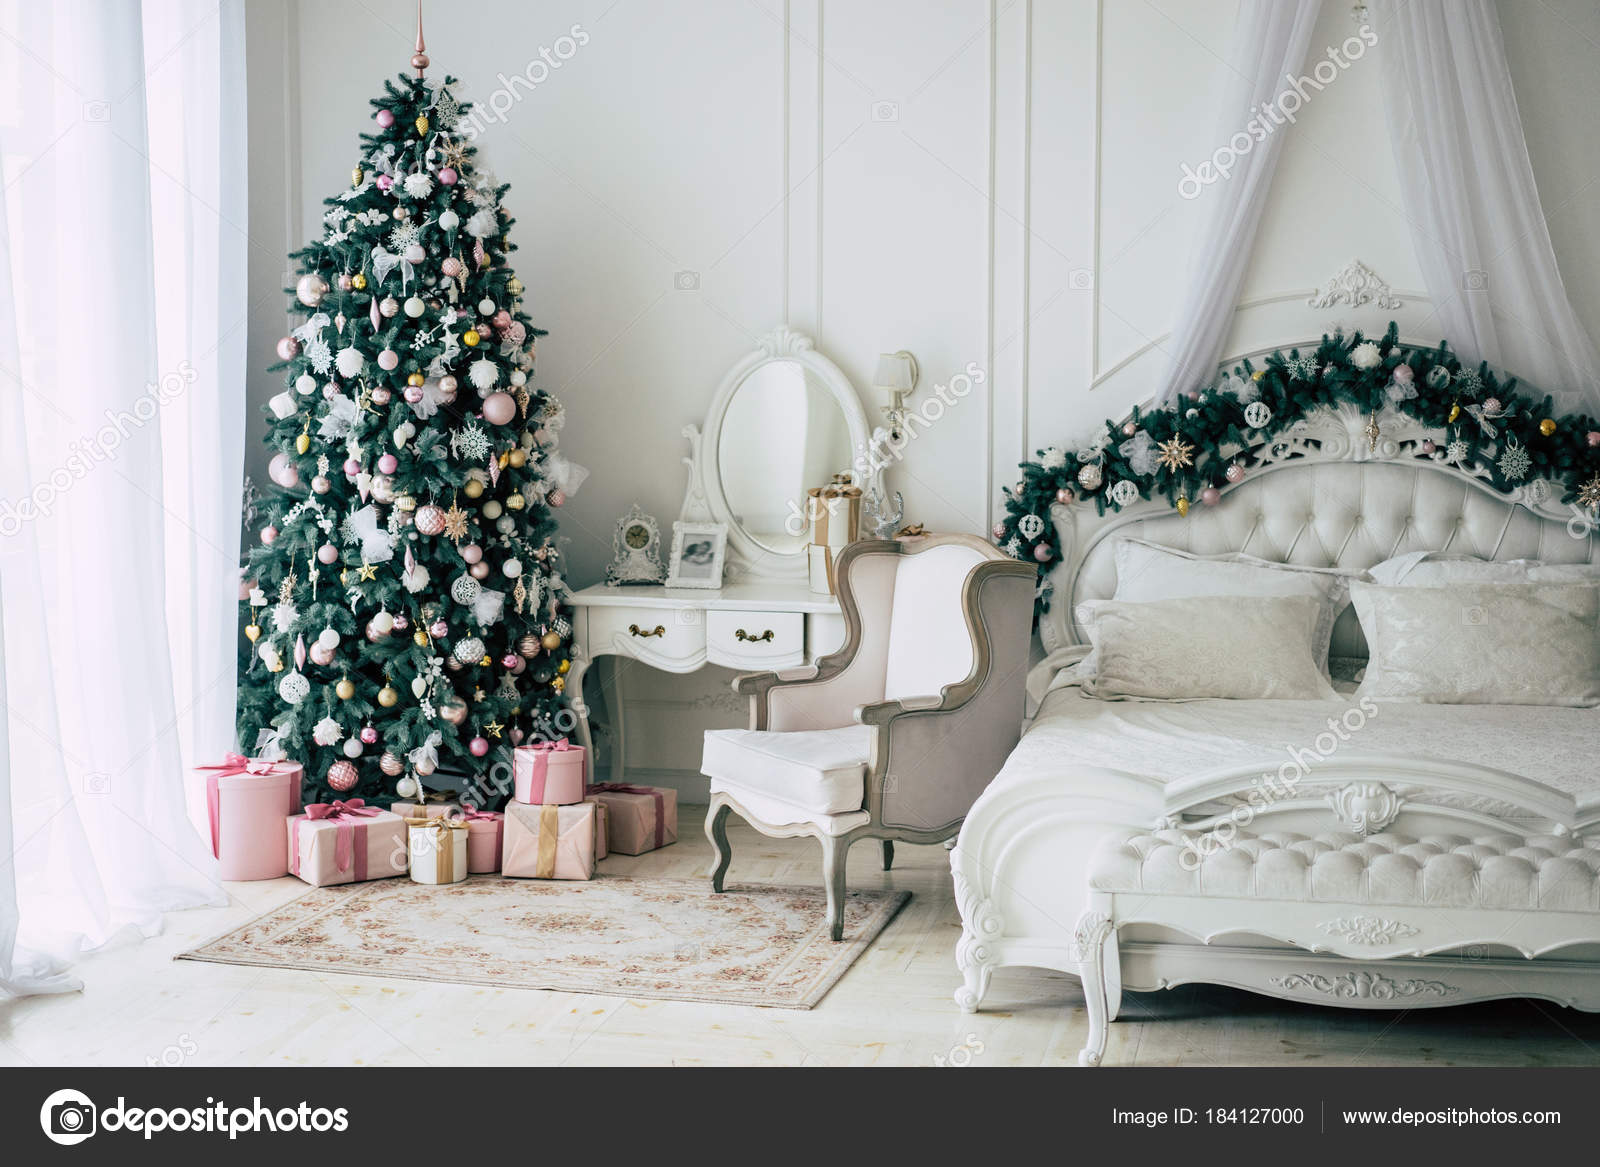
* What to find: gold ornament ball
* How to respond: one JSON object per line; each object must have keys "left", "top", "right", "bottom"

{"left": 1539, "top": 418, "right": 1557, "bottom": 436}
{"left": 463, "top": 479, "right": 484, "bottom": 499}
{"left": 552, "top": 676, "right": 565, "bottom": 694}
{"left": 541, "top": 630, "right": 562, "bottom": 651}
{"left": 463, "top": 329, "right": 481, "bottom": 348}
{"left": 352, "top": 273, "right": 367, "bottom": 290}
{"left": 506, "top": 493, "right": 525, "bottom": 511}
{"left": 413, "top": 628, "right": 430, "bottom": 646}
{"left": 379, "top": 751, "right": 404, "bottom": 777}
{"left": 377, "top": 684, "right": 399, "bottom": 707}
{"left": 517, "top": 634, "right": 541, "bottom": 658}
{"left": 352, "top": 166, "right": 364, "bottom": 186}
{"left": 508, "top": 448, "right": 527, "bottom": 468}
{"left": 407, "top": 372, "right": 425, "bottom": 387}
{"left": 244, "top": 623, "right": 261, "bottom": 643}
{"left": 1251, "top": 370, "right": 1264, "bottom": 382}
{"left": 507, "top": 277, "right": 524, "bottom": 296}
{"left": 335, "top": 677, "right": 356, "bottom": 700}
{"left": 1175, "top": 495, "right": 1190, "bottom": 517}
{"left": 557, "top": 658, "right": 570, "bottom": 675}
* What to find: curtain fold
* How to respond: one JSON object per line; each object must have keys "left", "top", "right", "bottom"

{"left": 1375, "top": 0, "right": 1600, "bottom": 415}
{"left": 0, "top": 0, "right": 245, "bottom": 997}
{"left": 1153, "top": 0, "right": 1326, "bottom": 405}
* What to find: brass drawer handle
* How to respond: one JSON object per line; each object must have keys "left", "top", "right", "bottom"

{"left": 629, "top": 623, "right": 666, "bottom": 638}
{"left": 736, "top": 628, "right": 775, "bottom": 643}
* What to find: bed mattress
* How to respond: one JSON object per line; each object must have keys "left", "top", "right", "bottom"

{"left": 1011, "top": 683, "right": 1600, "bottom": 814}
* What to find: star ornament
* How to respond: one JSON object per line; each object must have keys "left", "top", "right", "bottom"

{"left": 1155, "top": 435, "right": 1196, "bottom": 473}
{"left": 441, "top": 503, "right": 471, "bottom": 541}
{"left": 1578, "top": 475, "right": 1600, "bottom": 512}
{"left": 357, "top": 561, "right": 379, "bottom": 582}
{"left": 484, "top": 719, "right": 505, "bottom": 739}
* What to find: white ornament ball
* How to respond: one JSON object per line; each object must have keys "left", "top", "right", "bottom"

{"left": 317, "top": 628, "right": 340, "bottom": 651}
{"left": 438, "top": 210, "right": 459, "bottom": 232}
{"left": 335, "top": 347, "right": 364, "bottom": 378}
{"left": 404, "top": 243, "right": 426, "bottom": 265}
{"left": 296, "top": 273, "right": 329, "bottom": 307}
{"left": 453, "top": 636, "right": 487, "bottom": 665}
{"left": 481, "top": 500, "right": 503, "bottom": 520}
{"left": 295, "top": 373, "right": 317, "bottom": 396}
{"left": 404, "top": 296, "right": 425, "bottom": 318}
{"left": 342, "top": 737, "right": 363, "bottom": 758}
{"left": 478, "top": 298, "right": 496, "bottom": 315}
{"left": 509, "top": 369, "right": 527, "bottom": 387}
{"left": 278, "top": 671, "right": 311, "bottom": 705}
{"left": 395, "top": 775, "right": 420, "bottom": 799}
{"left": 1076, "top": 462, "right": 1104, "bottom": 491}
{"left": 370, "top": 610, "right": 395, "bottom": 635}
{"left": 495, "top": 516, "right": 516, "bottom": 534}
{"left": 1109, "top": 479, "right": 1140, "bottom": 507}
{"left": 503, "top": 558, "right": 523, "bottom": 578}
{"left": 1243, "top": 400, "right": 1273, "bottom": 429}
{"left": 451, "top": 575, "right": 481, "bottom": 604}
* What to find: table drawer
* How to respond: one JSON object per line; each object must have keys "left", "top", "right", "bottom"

{"left": 590, "top": 605, "right": 706, "bottom": 667}
{"left": 706, "top": 609, "right": 804, "bottom": 669}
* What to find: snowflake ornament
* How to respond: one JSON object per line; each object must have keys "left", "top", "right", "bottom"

{"left": 431, "top": 87, "right": 461, "bottom": 130}
{"left": 1578, "top": 475, "right": 1600, "bottom": 512}
{"left": 1496, "top": 438, "right": 1532, "bottom": 481}
{"left": 1456, "top": 369, "right": 1483, "bottom": 395}
{"left": 1156, "top": 435, "right": 1195, "bottom": 472}
{"left": 305, "top": 337, "right": 333, "bottom": 375}
{"left": 451, "top": 422, "right": 492, "bottom": 462}
{"left": 1039, "top": 446, "right": 1067, "bottom": 470}
{"left": 388, "top": 220, "right": 423, "bottom": 253}
{"left": 1445, "top": 439, "right": 1471, "bottom": 465}
{"left": 1285, "top": 355, "right": 1319, "bottom": 382}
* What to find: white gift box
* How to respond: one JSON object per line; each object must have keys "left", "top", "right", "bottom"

{"left": 406, "top": 817, "right": 469, "bottom": 885}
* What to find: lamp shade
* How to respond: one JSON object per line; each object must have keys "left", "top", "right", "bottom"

{"left": 873, "top": 351, "right": 918, "bottom": 392}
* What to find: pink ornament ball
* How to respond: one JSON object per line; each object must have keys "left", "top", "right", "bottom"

{"left": 260, "top": 525, "right": 278, "bottom": 545}
{"left": 430, "top": 619, "right": 449, "bottom": 637}
{"left": 1122, "top": 420, "right": 1138, "bottom": 437}
{"left": 377, "top": 349, "right": 400, "bottom": 371}
{"left": 326, "top": 760, "right": 360, "bottom": 792}
{"left": 492, "top": 310, "right": 512, "bottom": 331}
{"left": 338, "top": 273, "right": 354, "bottom": 291}
{"left": 469, "top": 561, "right": 490, "bottom": 580}
{"left": 376, "top": 174, "right": 394, "bottom": 193}
{"left": 441, "top": 257, "right": 462, "bottom": 278}
{"left": 404, "top": 385, "right": 425, "bottom": 404}
{"left": 377, "top": 453, "right": 399, "bottom": 475}
{"left": 393, "top": 613, "right": 408, "bottom": 631}
{"left": 1422, "top": 439, "right": 1437, "bottom": 454}
{"left": 548, "top": 490, "right": 566, "bottom": 508}
{"left": 460, "top": 543, "right": 483, "bottom": 565}
{"left": 509, "top": 727, "right": 525, "bottom": 745}
{"left": 1392, "top": 363, "right": 1414, "bottom": 385}
{"left": 371, "top": 385, "right": 392, "bottom": 405}
{"left": 468, "top": 736, "right": 490, "bottom": 758}
{"left": 1483, "top": 397, "right": 1502, "bottom": 415}
{"left": 276, "top": 336, "right": 300, "bottom": 361}
{"left": 509, "top": 656, "right": 526, "bottom": 674}
{"left": 992, "top": 522, "right": 1005, "bottom": 539}
{"left": 438, "top": 167, "right": 458, "bottom": 185}
{"left": 268, "top": 452, "right": 299, "bottom": 488}
{"left": 482, "top": 392, "right": 517, "bottom": 426}
{"left": 343, "top": 457, "right": 361, "bottom": 476}
{"left": 1055, "top": 488, "right": 1075, "bottom": 505}
{"left": 501, "top": 653, "right": 521, "bottom": 669}
{"left": 317, "top": 542, "right": 339, "bottom": 565}
{"left": 375, "top": 109, "right": 396, "bottom": 129}
{"left": 359, "top": 726, "right": 378, "bottom": 745}
{"left": 1033, "top": 543, "right": 1054, "bottom": 563}
{"left": 1225, "top": 463, "right": 1246, "bottom": 484}
{"left": 1200, "top": 486, "right": 1222, "bottom": 506}
{"left": 1587, "top": 431, "right": 1600, "bottom": 448}
{"left": 309, "top": 641, "right": 335, "bottom": 667}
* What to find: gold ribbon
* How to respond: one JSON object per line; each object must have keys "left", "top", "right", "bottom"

{"left": 535, "top": 804, "right": 559, "bottom": 879}
{"left": 406, "top": 815, "right": 468, "bottom": 883}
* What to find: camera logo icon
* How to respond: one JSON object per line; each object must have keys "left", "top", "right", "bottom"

{"left": 82, "top": 101, "right": 110, "bottom": 122}
{"left": 1461, "top": 269, "right": 1488, "bottom": 291}
{"left": 673, "top": 270, "right": 700, "bottom": 291}
{"left": 1462, "top": 605, "right": 1488, "bottom": 626}
{"left": 40, "top": 1088, "right": 97, "bottom": 1145}
{"left": 871, "top": 100, "right": 900, "bottom": 122}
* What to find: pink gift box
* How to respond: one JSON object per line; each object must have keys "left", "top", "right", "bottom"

{"left": 501, "top": 801, "right": 596, "bottom": 880}
{"left": 512, "top": 739, "right": 586, "bottom": 805}
{"left": 460, "top": 808, "right": 505, "bottom": 874}
{"left": 190, "top": 755, "right": 303, "bottom": 881}
{"left": 585, "top": 783, "right": 677, "bottom": 856}
{"left": 287, "top": 800, "right": 409, "bottom": 887}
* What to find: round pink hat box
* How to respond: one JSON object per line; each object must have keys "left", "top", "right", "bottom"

{"left": 198, "top": 762, "right": 304, "bottom": 880}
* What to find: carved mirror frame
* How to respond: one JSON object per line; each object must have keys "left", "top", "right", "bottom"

{"left": 680, "top": 325, "right": 879, "bottom": 585}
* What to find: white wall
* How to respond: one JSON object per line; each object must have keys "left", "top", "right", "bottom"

{"left": 246, "top": 0, "right": 1600, "bottom": 782}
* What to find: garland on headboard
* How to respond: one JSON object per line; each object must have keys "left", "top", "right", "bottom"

{"left": 995, "top": 322, "right": 1600, "bottom": 608}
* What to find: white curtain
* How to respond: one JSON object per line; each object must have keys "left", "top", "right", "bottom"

{"left": 0, "top": 0, "right": 246, "bottom": 997}
{"left": 1376, "top": 0, "right": 1600, "bottom": 415}
{"left": 1154, "top": 0, "right": 1325, "bottom": 405}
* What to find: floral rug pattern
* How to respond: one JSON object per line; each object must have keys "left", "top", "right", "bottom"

{"left": 179, "top": 876, "right": 910, "bottom": 1009}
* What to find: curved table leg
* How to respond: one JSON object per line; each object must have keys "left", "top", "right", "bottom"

{"left": 706, "top": 798, "right": 733, "bottom": 892}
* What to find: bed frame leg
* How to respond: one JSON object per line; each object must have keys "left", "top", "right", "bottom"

{"left": 1075, "top": 910, "right": 1115, "bottom": 1067}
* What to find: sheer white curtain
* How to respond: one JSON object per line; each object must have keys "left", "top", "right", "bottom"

{"left": 1375, "top": 0, "right": 1600, "bottom": 416}
{"left": 0, "top": 0, "right": 246, "bottom": 997}
{"left": 1154, "top": 0, "right": 1325, "bottom": 405}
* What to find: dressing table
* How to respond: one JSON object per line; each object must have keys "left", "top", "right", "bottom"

{"left": 565, "top": 326, "right": 884, "bottom": 781}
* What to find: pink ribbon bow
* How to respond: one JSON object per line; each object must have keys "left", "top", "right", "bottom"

{"left": 294, "top": 799, "right": 380, "bottom": 878}
{"left": 199, "top": 753, "right": 282, "bottom": 859}
{"left": 533, "top": 738, "right": 572, "bottom": 753}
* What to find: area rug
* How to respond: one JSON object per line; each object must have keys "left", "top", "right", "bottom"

{"left": 178, "top": 877, "right": 910, "bottom": 1009}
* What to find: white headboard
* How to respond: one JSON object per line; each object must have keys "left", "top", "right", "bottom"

{"left": 1039, "top": 401, "right": 1596, "bottom": 657}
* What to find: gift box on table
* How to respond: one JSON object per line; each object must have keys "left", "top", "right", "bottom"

{"left": 501, "top": 801, "right": 597, "bottom": 880}
{"left": 584, "top": 783, "right": 677, "bottom": 856}
{"left": 190, "top": 754, "right": 303, "bottom": 881}
{"left": 287, "top": 800, "right": 409, "bottom": 887}
{"left": 459, "top": 808, "right": 505, "bottom": 874}
{"left": 406, "top": 816, "right": 470, "bottom": 885}
{"left": 513, "top": 739, "right": 586, "bottom": 805}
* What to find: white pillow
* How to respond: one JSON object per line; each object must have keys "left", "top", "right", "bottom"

{"left": 1352, "top": 581, "right": 1600, "bottom": 707}
{"left": 1077, "top": 594, "right": 1340, "bottom": 701}
{"left": 1093, "top": 538, "right": 1349, "bottom": 674}
{"left": 1370, "top": 551, "right": 1600, "bottom": 587}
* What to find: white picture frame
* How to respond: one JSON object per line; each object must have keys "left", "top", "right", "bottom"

{"left": 665, "top": 521, "right": 728, "bottom": 590}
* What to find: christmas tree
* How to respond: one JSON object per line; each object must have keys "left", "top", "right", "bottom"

{"left": 239, "top": 59, "right": 583, "bottom": 806}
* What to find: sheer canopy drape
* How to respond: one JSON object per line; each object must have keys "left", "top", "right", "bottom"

{"left": 0, "top": 0, "right": 246, "bottom": 997}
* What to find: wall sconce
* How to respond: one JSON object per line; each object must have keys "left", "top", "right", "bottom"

{"left": 874, "top": 350, "right": 919, "bottom": 441}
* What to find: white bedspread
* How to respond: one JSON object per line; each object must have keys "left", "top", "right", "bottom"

{"left": 1013, "top": 683, "right": 1600, "bottom": 805}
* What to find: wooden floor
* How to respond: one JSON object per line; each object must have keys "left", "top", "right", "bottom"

{"left": 4, "top": 810, "right": 1599, "bottom": 1066}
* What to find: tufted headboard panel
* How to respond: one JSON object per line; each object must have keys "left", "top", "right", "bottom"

{"left": 1065, "top": 460, "right": 1594, "bottom": 659}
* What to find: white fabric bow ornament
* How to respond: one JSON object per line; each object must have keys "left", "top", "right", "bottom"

{"left": 408, "top": 378, "right": 449, "bottom": 420}
{"left": 1118, "top": 430, "right": 1158, "bottom": 476}
{"left": 472, "top": 586, "right": 506, "bottom": 627}
{"left": 346, "top": 505, "right": 395, "bottom": 563}
{"left": 292, "top": 312, "right": 331, "bottom": 344}
{"left": 542, "top": 452, "right": 590, "bottom": 499}
{"left": 317, "top": 393, "right": 361, "bottom": 440}
{"left": 254, "top": 726, "right": 288, "bottom": 762}
{"left": 408, "top": 732, "right": 443, "bottom": 772}
{"left": 369, "top": 244, "right": 416, "bottom": 291}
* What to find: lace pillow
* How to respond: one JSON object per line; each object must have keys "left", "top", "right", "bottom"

{"left": 1352, "top": 581, "right": 1600, "bottom": 707}
{"left": 1100, "top": 538, "right": 1350, "bottom": 674}
{"left": 1369, "top": 551, "right": 1600, "bottom": 587}
{"left": 1077, "top": 594, "right": 1339, "bottom": 701}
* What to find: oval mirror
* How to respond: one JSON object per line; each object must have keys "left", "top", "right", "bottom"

{"left": 716, "top": 359, "right": 856, "bottom": 556}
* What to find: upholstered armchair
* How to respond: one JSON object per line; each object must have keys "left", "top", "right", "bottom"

{"left": 700, "top": 534, "right": 1036, "bottom": 940}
